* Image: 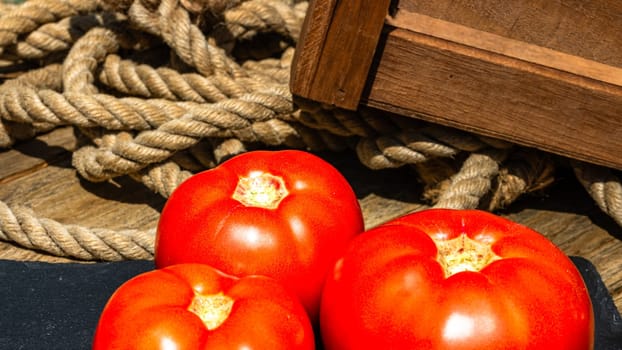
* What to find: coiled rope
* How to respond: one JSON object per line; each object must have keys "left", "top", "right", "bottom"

{"left": 0, "top": 0, "right": 620, "bottom": 261}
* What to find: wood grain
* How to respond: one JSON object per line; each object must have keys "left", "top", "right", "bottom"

{"left": 363, "top": 24, "right": 622, "bottom": 170}
{"left": 399, "top": 0, "right": 622, "bottom": 68}
{"left": 290, "top": 1, "right": 622, "bottom": 170}
{"left": 0, "top": 127, "right": 77, "bottom": 183}
{"left": 290, "top": 0, "right": 392, "bottom": 109}
{"left": 386, "top": 11, "right": 622, "bottom": 87}
{"left": 0, "top": 127, "right": 164, "bottom": 261}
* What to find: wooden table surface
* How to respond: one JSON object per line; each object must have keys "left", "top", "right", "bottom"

{"left": 1, "top": 126, "right": 621, "bottom": 313}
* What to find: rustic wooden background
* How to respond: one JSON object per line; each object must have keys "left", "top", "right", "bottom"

{"left": 0, "top": 125, "right": 620, "bottom": 314}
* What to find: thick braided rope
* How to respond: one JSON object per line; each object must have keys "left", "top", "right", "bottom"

{"left": 4, "top": 12, "right": 126, "bottom": 60}
{"left": 57, "top": 1, "right": 268, "bottom": 179}
{"left": 133, "top": 161, "right": 193, "bottom": 197}
{"left": 355, "top": 125, "right": 512, "bottom": 170}
{"left": 415, "top": 148, "right": 555, "bottom": 211}
{"left": 0, "top": 123, "right": 247, "bottom": 262}
{"left": 1, "top": 61, "right": 64, "bottom": 91}
{"left": 210, "top": 0, "right": 307, "bottom": 45}
{"left": 99, "top": 54, "right": 283, "bottom": 102}
{"left": 0, "top": 28, "right": 192, "bottom": 132}
{"left": 0, "top": 26, "right": 345, "bottom": 177}
{"left": 56, "top": 22, "right": 348, "bottom": 183}
{"left": 573, "top": 161, "right": 622, "bottom": 227}
{"left": 70, "top": 91, "right": 351, "bottom": 182}
{"left": 62, "top": 27, "right": 119, "bottom": 94}
{"left": 0, "top": 3, "right": 18, "bottom": 19}
{"left": 128, "top": 0, "right": 245, "bottom": 77}
{"left": 0, "top": 63, "right": 63, "bottom": 147}
{"left": 433, "top": 148, "right": 508, "bottom": 209}
{"left": 243, "top": 48, "right": 294, "bottom": 83}
{"left": 133, "top": 138, "right": 246, "bottom": 197}
{"left": 0, "top": 86, "right": 189, "bottom": 130}
{"left": 125, "top": 0, "right": 242, "bottom": 14}
{"left": 0, "top": 0, "right": 100, "bottom": 52}
{"left": 180, "top": 0, "right": 244, "bottom": 15}
{"left": 0, "top": 201, "right": 154, "bottom": 260}
{"left": 97, "top": 47, "right": 296, "bottom": 103}
{"left": 0, "top": 127, "right": 246, "bottom": 262}
{"left": 0, "top": 117, "right": 10, "bottom": 147}
{"left": 487, "top": 150, "right": 555, "bottom": 211}
{"left": 0, "top": 22, "right": 155, "bottom": 144}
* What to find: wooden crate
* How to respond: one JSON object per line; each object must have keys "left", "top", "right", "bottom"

{"left": 290, "top": 0, "right": 622, "bottom": 171}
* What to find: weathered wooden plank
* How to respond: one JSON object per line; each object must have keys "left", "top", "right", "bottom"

{"left": 0, "top": 127, "right": 77, "bottom": 182}
{"left": 0, "top": 241, "right": 79, "bottom": 262}
{"left": 291, "top": 1, "right": 622, "bottom": 171}
{"left": 0, "top": 128, "right": 165, "bottom": 261}
{"left": 0, "top": 127, "right": 163, "bottom": 231}
{"left": 363, "top": 23, "right": 622, "bottom": 171}
{"left": 386, "top": 11, "right": 622, "bottom": 87}
{"left": 290, "top": 0, "right": 392, "bottom": 109}
{"left": 0, "top": 160, "right": 164, "bottom": 231}
{"left": 399, "top": 0, "right": 622, "bottom": 68}
{"left": 502, "top": 179, "right": 622, "bottom": 310}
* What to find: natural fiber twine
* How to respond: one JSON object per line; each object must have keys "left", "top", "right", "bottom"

{"left": 0, "top": 0, "right": 621, "bottom": 261}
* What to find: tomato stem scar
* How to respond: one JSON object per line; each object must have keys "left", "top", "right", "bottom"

{"left": 232, "top": 172, "right": 289, "bottom": 209}
{"left": 188, "top": 292, "right": 234, "bottom": 330}
{"left": 434, "top": 233, "right": 500, "bottom": 277}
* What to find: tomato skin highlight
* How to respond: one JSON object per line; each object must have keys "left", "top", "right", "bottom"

{"left": 92, "top": 263, "right": 315, "bottom": 350}
{"left": 155, "top": 150, "right": 364, "bottom": 321}
{"left": 320, "top": 209, "right": 594, "bottom": 350}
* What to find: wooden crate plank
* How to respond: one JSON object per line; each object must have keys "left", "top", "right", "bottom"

{"left": 399, "top": 0, "right": 622, "bottom": 68}
{"left": 386, "top": 11, "right": 622, "bottom": 87}
{"left": 290, "top": 2, "right": 622, "bottom": 170}
{"left": 363, "top": 21, "right": 622, "bottom": 170}
{"left": 290, "top": 0, "right": 392, "bottom": 109}
{"left": 0, "top": 159, "right": 165, "bottom": 232}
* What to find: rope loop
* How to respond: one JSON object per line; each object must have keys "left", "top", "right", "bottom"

{"left": 0, "top": 0, "right": 620, "bottom": 261}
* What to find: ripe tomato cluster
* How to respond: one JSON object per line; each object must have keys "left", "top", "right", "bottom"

{"left": 93, "top": 150, "right": 363, "bottom": 349}
{"left": 93, "top": 150, "right": 595, "bottom": 350}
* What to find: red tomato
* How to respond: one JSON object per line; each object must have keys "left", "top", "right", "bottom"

{"left": 92, "top": 263, "right": 315, "bottom": 349}
{"left": 320, "top": 209, "right": 594, "bottom": 350}
{"left": 155, "top": 150, "right": 364, "bottom": 321}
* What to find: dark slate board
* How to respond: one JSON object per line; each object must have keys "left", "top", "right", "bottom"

{"left": 0, "top": 257, "right": 620, "bottom": 349}
{"left": 0, "top": 260, "right": 154, "bottom": 350}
